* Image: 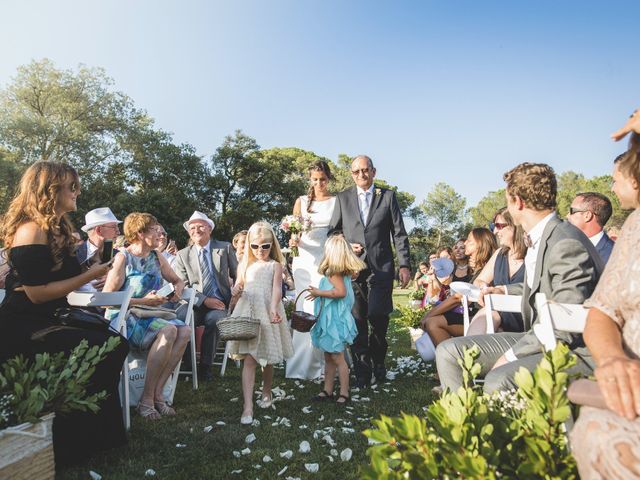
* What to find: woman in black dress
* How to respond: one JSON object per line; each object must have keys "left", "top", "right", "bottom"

{"left": 0, "top": 161, "right": 129, "bottom": 467}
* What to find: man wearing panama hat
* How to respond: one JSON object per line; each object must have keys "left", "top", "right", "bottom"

{"left": 174, "top": 211, "right": 238, "bottom": 381}
{"left": 76, "top": 207, "right": 122, "bottom": 291}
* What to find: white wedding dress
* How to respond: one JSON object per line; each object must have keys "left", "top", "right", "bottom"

{"left": 285, "top": 195, "right": 336, "bottom": 379}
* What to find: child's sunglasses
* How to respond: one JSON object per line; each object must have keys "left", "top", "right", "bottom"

{"left": 250, "top": 242, "right": 272, "bottom": 251}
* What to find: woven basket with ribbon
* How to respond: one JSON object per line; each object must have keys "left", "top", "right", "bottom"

{"left": 217, "top": 294, "right": 261, "bottom": 341}
{"left": 290, "top": 288, "right": 324, "bottom": 333}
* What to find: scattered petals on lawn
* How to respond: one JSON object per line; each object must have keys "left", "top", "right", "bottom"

{"left": 231, "top": 469, "right": 242, "bottom": 474}
{"left": 216, "top": 421, "right": 226, "bottom": 426}
{"left": 299, "top": 440, "right": 311, "bottom": 453}
{"left": 203, "top": 425, "right": 213, "bottom": 433}
{"left": 280, "top": 450, "right": 293, "bottom": 459}
{"left": 262, "top": 455, "right": 272, "bottom": 463}
{"left": 175, "top": 443, "right": 186, "bottom": 448}
{"left": 340, "top": 448, "right": 353, "bottom": 461}
{"left": 241, "top": 448, "right": 251, "bottom": 455}
{"left": 304, "top": 463, "right": 319, "bottom": 473}
{"left": 245, "top": 433, "right": 256, "bottom": 444}
{"left": 89, "top": 471, "right": 102, "bottom": 480}
{"left": 144, "top": 469, "right": 156, "bottom": 476}
{"left": 301, "top": 406, "right": 312, "bottom": 414}
{"left": 278, "top": 466, "right": 288, "bottom": 476}
{"left": 233, "top": 451, "right": 241, "bottom": 458}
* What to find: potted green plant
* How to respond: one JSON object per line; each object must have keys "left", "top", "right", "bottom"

{"left": 408, "top": 287, "right": 425, "bottom": 308}
{"left": 0, "top": 337, "right": 121, "bottom": 480}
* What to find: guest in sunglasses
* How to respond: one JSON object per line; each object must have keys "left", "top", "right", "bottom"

{"left": 227, "top": 221, "right": 293, "bottom": 425}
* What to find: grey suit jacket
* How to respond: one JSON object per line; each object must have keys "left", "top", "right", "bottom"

{"left": 507, "top": 215, "right": 604, "bottom": 358}
{"left": 328, "top": 186, "right": 411, "bottom": 281}
{"left": 173, "top": 239, "right": 238, "bottom": 308}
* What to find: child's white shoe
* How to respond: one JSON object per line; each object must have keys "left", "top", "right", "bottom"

{"left": 240, "top": 414, "right": 253, "bottom": 425}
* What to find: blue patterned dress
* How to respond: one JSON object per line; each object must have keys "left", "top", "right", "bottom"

{"left": 310, "top": 276, "right": 358, "bottom": 353}
{"left": 106, "top": 250, "right": 185, "bottom": 350}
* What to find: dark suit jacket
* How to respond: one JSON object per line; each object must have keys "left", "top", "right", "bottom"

{"left": 173, "top": 239, "right": 238, "bottom": 308}
{"left": 507, "top": 215, "right": 604, "bottom": 358}
{"left": 328, "top": 186, "right": 411, "bottom": 282}
{"left": 595, "top": 231, "right": 615, "bottom": 265}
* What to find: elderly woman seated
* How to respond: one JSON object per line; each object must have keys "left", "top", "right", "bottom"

{"left": 103, "top": 212, "right": 190, "bottom": 420}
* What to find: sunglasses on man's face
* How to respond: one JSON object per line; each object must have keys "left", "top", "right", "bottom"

{"left": 250, "top": 243, "right": 272, "bottom": 251}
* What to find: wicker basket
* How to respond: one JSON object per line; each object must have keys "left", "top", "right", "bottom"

{"left": 218, "top": 316, "right": 261, "bottom": 341}
{"left": 0, "top": 413, "right": 55, "bottom": 480}
{"left": 290, "top": 289, "right": 324, "bottom": 333}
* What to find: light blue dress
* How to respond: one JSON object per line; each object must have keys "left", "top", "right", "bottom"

{"left": 310, "top": 276, "right": 358, "bottom": 353}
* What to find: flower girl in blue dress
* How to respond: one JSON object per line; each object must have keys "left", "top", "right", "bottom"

{"left": 307, "top": 235, "right": 366, "bottom": 405}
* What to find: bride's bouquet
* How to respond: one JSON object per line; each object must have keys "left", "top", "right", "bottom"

{"left": 280, "top": 214, "right": 312, "bottom": 257}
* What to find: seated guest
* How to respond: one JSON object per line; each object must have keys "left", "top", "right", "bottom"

{"left": 420, "top": 228, "right": 497, "bottom": 345}
{"left": 173, "top": 211, "right": 238, "bottom": 381}
{"left": 232, "top": 229, "right": 248, "bottom": 264}
{"left": 414, "top": 261, "right": 429, "bottom": 287}
{"left": 467, "top": 208, "right": 526, "bottom": 335}
{"left": 452, "top": 239, "right": 472, "bottom": 282}
{"left": 76, "top": 207, "right": 122, "bottom": 292}
{"left": 421, "top": 257, "right": 455, "bottom": 306}
{"left": 103, "top": 212, "right": 190, "bottom": 420}
{"left": 0, "top": 161, "right": 129, "bottom": 467}
{"left": 436, "top": 163, "right": 603, "bottom": 393}
{"left": 566, "top": 192, "right": 615, "bottom": 264}
{"left": 156, "top": 224, "right": 178, "bottom": 267}
{"left": 571, "top": 110, "right": 640, "bottom": 478}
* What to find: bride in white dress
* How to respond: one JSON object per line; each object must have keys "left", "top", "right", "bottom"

{"left": 285, "top": 161, "right": 336, "bottom": 380}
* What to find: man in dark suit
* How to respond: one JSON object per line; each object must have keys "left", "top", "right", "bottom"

{"left": 436, "top": 163, "right": 605, "bottom": 392}
{"left": 173, "top": 211, "right": 238, "bottom": 381}
{"left": 567, "top": 192, "right": 615, "bottom": 264}
{"left": 328, "top": 155, "right": 411, "bottom": 387}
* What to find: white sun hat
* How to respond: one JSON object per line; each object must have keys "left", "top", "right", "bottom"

{"left": 81, "top": 207, "right": 122, "bottom": 232}
{"left": 183, "top": 211, "right": 215, "bottom": 231}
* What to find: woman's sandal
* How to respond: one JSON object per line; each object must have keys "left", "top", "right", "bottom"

{"left": 137, "top": 402, "right": 161, "bottom": 420}
{"left": 311, "top": 390, "right": 334, "bottom": 402}
{"left": 335, "top": 394, "right": 350, "bottom": 406}
{"left": 154, "top": 401, "right": 177, "bottom": 416}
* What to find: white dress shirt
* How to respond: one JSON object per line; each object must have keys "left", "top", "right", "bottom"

{"left": 357, "top": 184, "right": 375, "bottom": 224}
{"left": 589, "top": 230, "right": 604, "bottom": 247}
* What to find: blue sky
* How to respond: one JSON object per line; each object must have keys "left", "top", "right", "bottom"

{"left": 1, "top": 0, "right": 638, "bottom": 207}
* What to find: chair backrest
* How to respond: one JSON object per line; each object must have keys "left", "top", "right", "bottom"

{"left": 484, "top": 294, "right": 522, "bottom": 334}
{"left": 0, "top": 289, "right": 5, "bottom": 304}
{"left": 67, "top": 288, "right": 134, "bottom": 334}
{"left": 533, "top": 293, "right": 589, "bottom": 351}
{"left": 180, "top": 287, "right": 197, "bottom": 327}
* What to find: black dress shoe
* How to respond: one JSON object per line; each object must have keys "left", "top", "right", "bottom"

{"left": 355, "top": 376, "right": 370, "bottom": 389}
{"left": 199, "top": 364, "right": 214, "bottom": 381}
{"left": 373, "top": 364, "right": 387, "bottom": 383}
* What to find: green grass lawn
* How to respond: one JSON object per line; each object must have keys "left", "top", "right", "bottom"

{"left": 59, "top": 289, "right": 436, "bottom": 480}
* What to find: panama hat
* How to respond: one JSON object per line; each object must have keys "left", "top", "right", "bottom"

{"left": 81, "top": 207, "right": 122, "bottom": 232}
{"left": 183, "top": 211, "right": 215, "bottom": 231}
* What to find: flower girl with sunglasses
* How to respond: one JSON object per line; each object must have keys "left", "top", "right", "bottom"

{"left": 306, "top": 235, "right": 366, "bottom": 405}
{"left": 228, "top": 221, "right": 294, "bottom": 424}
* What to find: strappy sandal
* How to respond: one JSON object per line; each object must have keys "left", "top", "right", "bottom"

{"left": 154, "top": 401, "right": 177, "bottom": 416}
{"left": 311, "top": 390, "right": 334, "bottom": 402}
{"left": 335, "top": 394, "right": 350, "bottom": 406}
{"left": 137, "top": 402, "right": 161, "bottom": 420}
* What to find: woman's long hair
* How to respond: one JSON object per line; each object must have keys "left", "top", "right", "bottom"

{"left": 306, "top": 161, "right": 333, "bottom": 213}
{"left": 498, "top": 209, "right": 527, "bottom": 260}
{"left": 0, "top": 161, "right": 79, "bottom": 270}
{"left": 469, "top": 227, "right": 498, "bottom": 277}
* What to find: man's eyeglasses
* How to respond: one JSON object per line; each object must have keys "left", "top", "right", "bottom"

{"left": 100, "top": 224, "right": 119, "bottom": 231}
{"left": 250, "top": 243, "right": 272, "bottom": 251}
{"left": 569, "top": 207, "right": 591, "bottom": 216}
{"left": 351, "top": 168, "right": 371, "bottom": 176}
{"left": 493, "top": 222, "right": 508, "bottom": 231}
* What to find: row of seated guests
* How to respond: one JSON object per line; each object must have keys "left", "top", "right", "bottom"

{"left": 432, "top": 109, "right": 639, "bottom": 478}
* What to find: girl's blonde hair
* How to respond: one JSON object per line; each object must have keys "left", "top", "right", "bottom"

{"left": 237, "top": 221, "right": 285, "bottom": 283}
{"left": 0, "top": 161, "right": 79, "bottom": 270}
{"left": 318, "top": 235, "right": 366, "bottom": 277}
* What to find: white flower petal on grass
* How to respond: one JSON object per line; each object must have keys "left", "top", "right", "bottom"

{"left": 340, "top": 448, "right": 353, "bottom": 461}
{"left": 216, "top": 421, "right": 226, "bottom": 426}
{"left": 251, "top": 419, "right": 261, "bottom": 427}
{"left": 341, "top": 427, "right": 355, "bottom": 434}
{"left": 144, "top": 469, "right": 156, "bottom": 476}
{"left": 89, "top": 471, "right": 102, "bottom": 480}
{"left": 263, "top": 455, "right": 272, "bottom": 463}
{"left": 229, "top": 397, "right": 239, "bottom": 402}
{"left": 280, "top": 450, "right": 293, "bottom": 459}
{"left": 203, "top": 425, "right": 213, "bottom": 433}
{"left": 175, "top": 443, "right": 187, "bottom": 448}
{"left": 263, "top": 415, "right": 272, "bottom": 420}
{"left": 241, "top": 448, "right": 251, "bottom": 455}
{"left": 301, "top": 406, "right": 312, "bottom": 414}
{"left": 304, "top": 463, "right": 319, "bottom": 473}
{"left": 233, "top": 451, "right": 241, "bottom": 458}
{"left": 277, "top": 466, "right": 288, "bottom": 476}
{"left": 318, "top": 415, "right": 325, "bottom": 422}
{"left": 298, "top": 424, "right": 308, "bottom": 429}
{"left": 368, "top": 438, "right": 381, "bottom": 445}
{"left": 299, "top": 440, "right": 311, "bottom": 453}
{"left": 231, "top": 470, "right": 242, "bottom": 474}
{"left": 322, "top": 434, "right": 336, "bottom": 447}
{"left": 245, "top": 433, "right": 257, "bottom": 444}
{"left": 254, "top": 464, "right": 262, "bottom": 469}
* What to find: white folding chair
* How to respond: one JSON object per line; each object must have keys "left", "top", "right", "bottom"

{"left": 484, "top": 294, "right": 523, "bottom": 334}
{"left": 171, "top": 288, "right": 198, "bottom": 394}
{"left": 213, "top": 341, "right": 236, "bottom": 376}
{"left": 533, "top": 293, "right": 589, "bottom": 351}
{"left": 66, "top": 287, "right": 134, "bottom": 430}
{"left": 462, "top": 295, "right": 471, "bottom": 335}
{"left": 0, "top": 289, "right": 5, "bottom": 303}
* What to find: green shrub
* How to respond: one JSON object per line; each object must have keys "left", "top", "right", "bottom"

{"left": 409, "top": 288, "right": 426, "bottom": 301}
{"left": 0, "top": 337, "right": 121, "bottom": 428}
{"left": 395, "top": 305, "right": 430, "bottom": 329}
{"left": 363, "top": 343, "right": 578, "bottom": 479}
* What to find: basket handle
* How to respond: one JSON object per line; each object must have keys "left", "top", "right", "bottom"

{"left": 294, "top": 288, "right": 324, "bottom": 318}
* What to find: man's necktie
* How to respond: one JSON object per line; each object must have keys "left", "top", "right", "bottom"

{"left": 199, "top": 248, "right": 219, "bottom": 299}
{"left": 361, "top": 191, "right": 371, "bottom": 225}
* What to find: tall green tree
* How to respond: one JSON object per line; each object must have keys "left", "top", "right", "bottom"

{"left": 416, "top": 182, "right": 468, "bottom": 248}
{"left": 468, "top": 189, "right": 506, "bottom": 227}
